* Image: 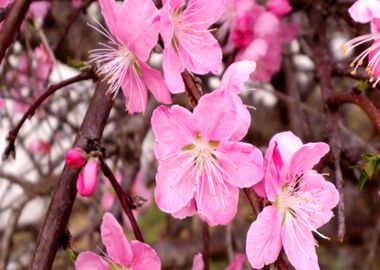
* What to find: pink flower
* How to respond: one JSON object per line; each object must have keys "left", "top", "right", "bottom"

{"left": 28, "top": 139, "right": 51, "bottom": 154}
{"left": 65, "top": 148, "right": 87, "bottom": 170}
{"left": 344, "top": 1, "right": 380, "bottom": 86}
{"left": 231, "top": 13, "right": 254, "bottom": 48}
{"left": 0, "top": 98, "right": 5, "bottom": 109}
{"left": 77, "top": 158, "right": 100, "bottom": 197}
{"left": 225, "top": 253, "right": 245, "bottom": 270}
{"left": 151, "top": 85, "right": 263, "bottom": 226}
{"left": 246, "top": 131, "right": 339, "bottom": 270}
{"left": 160, "top": 0, "right": 224, "bottom": 93}
{"left": 76, "top": 212, "right": 161, "bottom": 270}
{"left": 266, "top": 0, "right": 292, "bottom": 18}
{"left": 191, "top": 253, "right": 204, "bottom": 270}
{"left": 90, "top": 0, "right": 171, "bottom": 114}
{"left": 34, "top": 43, "right": 52, "bottom": 82}
{"left": 28, "top": 1, "right": 50, "bottom": 19}
{"left": 348, "top": 0, "right": 380, "bottom": 23}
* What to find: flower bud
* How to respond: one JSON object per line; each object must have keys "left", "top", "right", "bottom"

{"left": 65, "top": 148, "right": 87, "bottom": 170}
{"left": 76, "top": 158, "right": 100, "bottom": 197}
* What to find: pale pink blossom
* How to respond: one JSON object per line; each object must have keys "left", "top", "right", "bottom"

{"left": 225, "top": 253, "right": 245, "bottom": 270}
{"left": 191, "top": 253, "right": 204, "bottom": 270}
{"left": 28, "top": 1, "right": 50, "bottom": 19}
{"left": 266, "top": 0, "right": 292, "bottom": 18}
{"left": 76, "top": 212, "right": 161, "bottom": 270}
{"left": 160, "top": 0, "right": 224, "bottom": 93}
{"left": 151, "top": 85, "right": 263, "bottom": 226}
{"left": 344, "top": 1, "right": 380, "bottom": 86}
{"left": 0, "top": 98, "right": 5, "bottom": 109}
{"left": 72, "top": 0, "right": 82, "bottom": 8}
{"left": 27, "top": 139, "right": 51, "bottom": 154}
{"left": 77, "top": 158, "right": 100, "bottom": 197}
{"left": 65, "top": 148, "right": 87, "bottom": 170}
{"left": 90, "top": 0, "right": 171, "bottom": 114}
{"left": 246, "top": 131, "right": 339, "bottom": 270}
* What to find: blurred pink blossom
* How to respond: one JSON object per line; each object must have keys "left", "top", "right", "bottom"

{"left": 28, "top": 139, "right": 51, "bottom": 154}
{"left": 266, "top": 0, "right": 292, "bottom": 18}
{"left": 75, "top": 212, "right": 161, "bottom": 270}
{"left": 65, "top": 148, "right": 87, "bottom": 170}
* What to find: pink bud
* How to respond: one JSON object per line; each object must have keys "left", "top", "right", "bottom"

{"left": 267, "top": 0, "right": 292, "bottom": 18}
{"left": 65, "top": 148, "right": 87, "bottom": 170}
{"left": 76, "top": 158, "right": 100, "bottom": 197}
{"left": 231, "top": 13, "right": 254, "bottom": 48}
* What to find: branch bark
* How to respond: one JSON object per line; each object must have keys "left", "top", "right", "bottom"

{"left": 30, "top": 81, "right": 113, "bottom": 270}
{"left": 0, "top": 0, "right": 32, "bottom": 64}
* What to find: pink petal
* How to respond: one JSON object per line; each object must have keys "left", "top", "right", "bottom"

{"left": 121, "top": 68, "right": 148, "bottom": 114}
{"left": 267, "top": 131, "right": 303, "bottom": 164}
{"left": 252, "top": 180, "right": 266, "bottom": 198}
{"left": 215, "top": 141, "right": 263, "bottom": 188}
{"left": 98, "top": 0, "right": 118, "bottom": 37}
{"left": 140, "top": 62, "right": 172, "bottom": 104}
{"left": 193, "top": 91, "right": 238, "bottom": 142}
{"left": 299, "top": 170, "right": 339, "bottom": 229}
{"left": 282, "top": 218, "right": 319, "bottom": 270}
{"left": 348, "top": 0, "right": 380, "bottom": 23}
{"left": 65, "top": 148, "right": 87, "bottom": 170}
{"left": 225, "top": 253, "right": 246, "bottom": 270}
{"left": 264, "top": 142, "right": 284, "bottom": 201}
{"left": 254, "top": 12, "right": 280, "bottom": 37}
{"left": 246, "top": 206, "right": 282, "bottom": 269}
{"left": 101, "top": 212, "right": 133, "bottom": 266}
{"left": 172, "top": 198, "right": 197, "bottom": 219}
{"left": 191, "top": 253, "right": 204, "bottom": 270}
{"left": 286, "top": 142, "right": 329, "bottom": 182}
{"left": 130, "top": 240, "right": 161, "bottom": 270}
{"left": 219, "top": 60, "right": 256, "bottom": 94}
{"left": 28, "top": 2, "right": 50, "bottom": 19}
{"left": 162, "top": 47, "right": 186, "bottom": 93}
{"left": 182, "top": 0, "right": 225, "bottom": 29}
{"left": 266, "top": 0, "right": 292, "bottom": 18}
{"left": 75, "top": 252, "right": 109, "bottom": 270}
{"left": 76, "top": 159, "right": 100, "bottom": 197}
{"left": 196, "top": 175, "right": 239, "bottom": 226}
{"left": 177, "top": 31, "right": 222, "bottom": 75}
{"left": 116, "top": 0, "right": 159, "bottom": 61}
{"left": 151, "top": 105, "right": 196, "bottom": 160}
{"left": 229, "top": 94, "right": 251, "bottom": 141}
{"left": 155, "top": 155, "right": 196, "bottom": 213}
{"left": 159, "top": 1, "right": 176, "bottom": 46}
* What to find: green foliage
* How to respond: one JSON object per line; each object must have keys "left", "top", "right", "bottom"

{"left": 357, "top": 80, "right": 370, "bottom": 92}
{"left": 67, "top": 57, "right": 89, "bottom": 71}
{"left": 67, "top": 248, "right": 79, "bottom": 263}
{"left": 355, "top": 153, "right": 380, "bottom": 190}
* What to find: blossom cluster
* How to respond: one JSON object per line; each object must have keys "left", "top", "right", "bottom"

{"left": 61, "top": 0, "right": 341, "bottom": 269}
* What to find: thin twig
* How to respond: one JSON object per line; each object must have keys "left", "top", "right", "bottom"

{"left": 2, "top": 69, "right": 96, "bottom": 160}
{"left": 243, "top": 188, "right": 259, "bottom": 216}
{"left": 100, "top": 157, "right": 145, "bottom": 243}
{"left": 202, "top": 222, "right": 210, "bottom": 270}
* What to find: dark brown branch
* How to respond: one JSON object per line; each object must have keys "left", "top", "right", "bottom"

{"left": 30, "top": 82, "right": 113, "bottom": 270}
{"left": 0, "top": 0, "right": 32, "bottom": 64}
{"left": 0, "top": 3, "right": 13, "bottom": 22}
{"left": 310, "top": 5, "right": 345, "bottom": 242}
{"left": 53, "top": 0, "right": 95, "bottom": 54}
{"left": 327, "top": 91, "right": 380, "bottom": 137}
{"left": 202, "top": 222, "right": 210, "bottom": 270}
{"left": 243, "top": 188, "right": 259, "bottom": 216}
{"left": 100, "top": 157, "right": 145, "bottom": 243}
{"left": 181, "top": 70, "right": 202, "bottom": 108}
{"left": 2, "top": 69, "right": 96, "bottom": 160}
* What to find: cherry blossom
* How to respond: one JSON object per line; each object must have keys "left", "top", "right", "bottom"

{"left": 65, "top": 148, "right": 88, "bottom": 170}
{"left": 90, "top": 0, "right": 171, "bottom": 113}
{"left": 160, "top": 0, "right": 224, "bottom": 93}
{"left": 246, "top": 131, "right": 339, "bottom": 270}
{"left": 151, "top": 65, "right": 263, "bottom": 225}
{"left": 76, "top": 212, "right": 161, "bottom": 270}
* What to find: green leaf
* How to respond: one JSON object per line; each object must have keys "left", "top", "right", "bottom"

{"left": 67, "top": 248, "right": 79, "bottom": 263}
{"left": 357, "top": 80, "right": 370, "bottom": 92}
{"left": 355, "top": 153, "right": 380, "bottom": 190}
{"left": 67, "top": 57, "right": 89, "bottom": 71}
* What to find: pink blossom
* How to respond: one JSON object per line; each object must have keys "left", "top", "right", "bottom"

{"left": 0, "top": 98, "right": 5, "bottom": 109}
{"left": 77, "top": 158, "right": 100, "bottom": 197}
{"left": 151, "top": 86, "right": 263, "bottom": 226}
{"left": 231, "top": 13, "right": 254, "bottom": 48}
{"left": 34, "top": 44, "right": 52, "bottom": 82}
{"left": 348, "top": 0, "right": 380, "bottom": 23}
{"left": 160, "top": 0, "right": 224, "bottom": 93}
{"left": 237, "top": 13, "right": 298, "bottom": 82}
{"left": 76, "top": 212, "right": 161, "bottom": 270}
{"left": 225, "top": 253, "right": 245, "bottom": 270}
{"left": 72, "top": 0, "right": 82, "bottom": 8}
{"left": 90, "top": 0, "right": 171, "bottom": 114}
{"left": 344, "top": 2, "right": 380, "bottom": 86}
{"left": 266, "top": 0, "right": 292, "bottom": 18}
{"left": 65, "top": 148, "right": 87, "bottom": 170}
{"left": 191, "top": 253, "right": 204, "bottom": 270}
{"left": 28, "top": 139, "right": 51, "bottom": 154}
{"left": 28, "top": 1, "right": 50, "bottom": 19}
{"left": 246, "top": 131, "right": 339, "bottom": 270}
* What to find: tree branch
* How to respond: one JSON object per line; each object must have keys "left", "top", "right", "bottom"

{"left": 2, "top": 69, "right": 96, "bottom": 160}
{"left": 30, "top": 82, "right": 113, "bottom": 270}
